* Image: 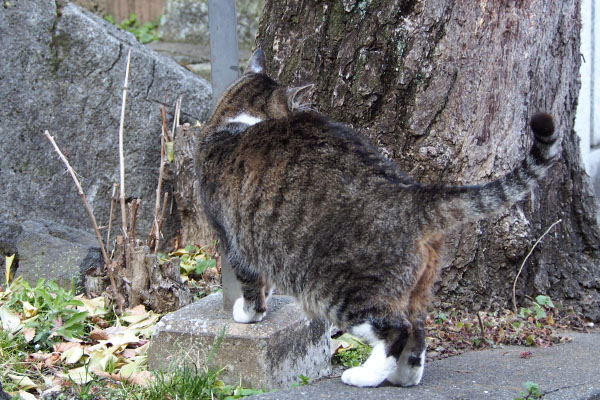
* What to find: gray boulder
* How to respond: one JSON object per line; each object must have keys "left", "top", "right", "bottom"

{"left": 0, "top": 1, "right": 212, "bottom": 244}
{"left": 2, "top": 219, "right": 102, "bottom": 290}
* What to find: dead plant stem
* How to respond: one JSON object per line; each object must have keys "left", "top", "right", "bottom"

{"left": 106, "top": 183, "right": 118, "bottom": 253}
{"left": 477, "top": 311, "right": 486, "bottom": 344}
{"left": 154, "top": 192, "right": 169, "bottom": 256}
{"left": 43, "top": 131, "right": 110, "bottom": 265}
{"left": 512, "top": 219, "right": 562, "bottom": 313}
{"left": 149, "top": 104, "right": 167, "bottom": 251}
{"left": 119, "top": 49, "right": 132, "bottom": 243}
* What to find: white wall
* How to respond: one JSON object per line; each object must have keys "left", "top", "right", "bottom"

{"left": 576, "top": 0, "right": 600, "bottom": 184}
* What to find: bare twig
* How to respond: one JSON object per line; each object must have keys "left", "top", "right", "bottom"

{"left": 512, "top": 219, "right": 562, "bottom": 313}
{"left": 43, "top": 131, "right": 110, "bottom": 265}
{"left": 148, "top": 96, "right": 182, "bottom": 252}
{"left": 154, "top": 192, "right": 169, "bottom": 256}
{"left": 119, "top": 49, "right": 132, "bottom": 242}
{"left": 128, "top": 198, "right": 141, "bottom": 244}
{"left": 477, "top": 312, "right": 486, "bottom": 345}
{"left": 106, "top": 183, "right": 118, "bottom": 253}
{"left": 44, "top": 130, "right": 121, "bottom": 311}
{"left": 148, "top": 105, "right": 168, "bottom": 251}
{"left": 170, "top": 95, "right": 183, "bottom": 141}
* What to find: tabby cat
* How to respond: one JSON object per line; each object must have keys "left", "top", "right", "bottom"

{"left": 194, "top": 49, "right": 560, "bottom": 387}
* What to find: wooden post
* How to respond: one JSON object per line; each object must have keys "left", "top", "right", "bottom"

{"left": 207, "top": 0, "right": 242, "bottom": 309}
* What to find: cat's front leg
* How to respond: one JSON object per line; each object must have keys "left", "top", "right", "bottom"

{"left": 232, "top": 271, "right": 269, "bottom": 324}
{"left": 233, "top": 296, "right": 266, "bottom": 323}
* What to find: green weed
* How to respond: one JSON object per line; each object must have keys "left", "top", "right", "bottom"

{"left": 514, "top": 381, "right": 541, "bottom": 400}
{"left": 332, "top": 333, "right": 371, "bottom": 367}
{"left": 3, "top": 278, "right": 88, "bottom": 349}
{"left": 104, "top": 13, "right": 160, "bottom": 44}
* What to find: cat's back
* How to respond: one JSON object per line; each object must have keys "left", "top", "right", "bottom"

{"left": 226, "top": 111, "right": 413, "bottom": 189}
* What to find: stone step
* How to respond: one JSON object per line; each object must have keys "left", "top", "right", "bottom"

{"left": 147, "top": 292, "right": 332, "bottom": 389}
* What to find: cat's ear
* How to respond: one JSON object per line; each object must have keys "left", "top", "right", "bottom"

{"left": 286, "top": 84, "right": 314, "bottom": 111}
{"left": 244, "top": 48, "right": 266, "bottom": 74}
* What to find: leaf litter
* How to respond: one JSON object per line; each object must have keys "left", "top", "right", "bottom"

{"left": 0, "top": 246, "right": 225, "bottom": 399}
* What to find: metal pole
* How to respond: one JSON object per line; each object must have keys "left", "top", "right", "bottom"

{"left": 207, "top": 0, "right": 242, "bottom": 309}
{"left": 208, "top": 0, "right": 240, "bottom": 107}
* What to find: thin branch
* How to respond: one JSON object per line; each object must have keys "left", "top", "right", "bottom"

{"left": 154, "top": 192, "right": 169, "bottom": 256}
{"left": 149, "top": 96, "right": 182, "bottom": 252}
{"left": 119, "top": 49, "right": 132, "bottom": 242}
{"left": 148, "top": 104, "right": 168, "bottom": 251}
{"left": 128, "top": 198, "right": 141, "bottom": 244}
{"left": 512, "top": 219, "right": 562, "bottom": 313}
{"left": 44, "top": 131, "right": 122, "bottom": 311}
{"left": 106, "top": 183, "right": 118, "bottom": 254}
{"left": 477, "top": 311, "right": 486, "bottom": 345}
{"left": 170, "top": 95, "right": 183, "bottom": 141}
{"left": 44, "top": 131, "right": 110, "bottom": 265}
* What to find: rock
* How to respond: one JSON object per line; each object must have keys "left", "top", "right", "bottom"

{"left": 158, "top": 0, "right": 263, "bottom": 50}
{"left": 0, "top": 381, "right": 10, "bottom": 400}
{"left": 148, "top": 292, "right": 332, "bottom": 389}
{"left": 1, "top": 219, "right": 103, "bottom": 291}
{"left": 0, "top": 0, "right": 212, "bottom": 244}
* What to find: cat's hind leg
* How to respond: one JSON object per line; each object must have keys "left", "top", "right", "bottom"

{"left": 385, "top": 234, "right": 442, "bottom": 386}
{"left": 341, "top": 318, "right": 411, "bottom": 387}
{"left": 386, "top": 315, "right": 426, "bottom": 386}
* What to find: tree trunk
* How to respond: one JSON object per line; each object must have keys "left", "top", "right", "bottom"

{"left": 255, "top": 0, "right": 600, "bottom": 320}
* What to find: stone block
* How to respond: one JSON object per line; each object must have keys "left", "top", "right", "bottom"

{"left": 148, "top": 292, "right": 331, "bottom": 389}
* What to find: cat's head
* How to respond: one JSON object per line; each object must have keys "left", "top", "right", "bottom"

{"left": 203, "top": 49, "right": 313, "bottom": 132}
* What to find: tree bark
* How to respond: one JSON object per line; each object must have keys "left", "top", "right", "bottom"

{"left": 255, "top": 0, "right": 600, "bottom": 320}
{"left": 168, "top": 123, "right": 215, "bottom": 248}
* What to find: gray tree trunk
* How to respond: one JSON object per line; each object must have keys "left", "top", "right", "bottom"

{"left": 253, "top": 0, "right": 600, "bottom": 320}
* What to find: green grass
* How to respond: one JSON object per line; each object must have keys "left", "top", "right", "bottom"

{"left": 0, "top": 329, "right": 31, "bottom": 393}
{"left": 126, "top": 364, "right": 264, "bottom": 400}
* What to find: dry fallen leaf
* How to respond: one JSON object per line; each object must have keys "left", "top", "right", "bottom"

{"left": 44, "top": 353, "right": 60, "bottom": 369}
{"left": 125, "top": 304, "right": 147, "bottom": 316}
{"left": 92, "top": 369, "right": 153, "bottom": 387}
{"left": 22, "top": 301, "right": 38, "bottom": 318}
{"left": 22, "top": 327, "right": 36, "bottom": 342}
{"left": 53, "top": 342, "right": 81, "bottom": 353}
{"left": 8, "top": 374, "right": 37, "bottom": 390}
{"left": 0, "top": 306, "right": 22, "bottom": 333}
{"left": 18, "top": 390, "right": 37, "bottom": 400}
{"left": 89, "top": 328, "right": 109, "bottom": 341}
{"left": 74, "top": 295, "right": 108, "bottom": 317}
{"left": 60, "top": 366, "right": 93, "bottom": 385}
{"left": 60, "top": 345, "right": 85, "bottom": 364}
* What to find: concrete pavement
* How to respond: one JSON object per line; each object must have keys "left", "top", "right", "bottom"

{"left": 248, "top": 330, "right": 600, "bottom": 400}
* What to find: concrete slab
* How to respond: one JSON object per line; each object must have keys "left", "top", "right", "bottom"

{"left": 147, "top": 292, "right": 331, "bottom": 389}
{"left": 247, "top": 330, "right": 600, "bottom": 399}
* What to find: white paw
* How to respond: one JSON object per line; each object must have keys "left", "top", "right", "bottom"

{"left": 265, "top": 286, "right": 275, "bottom": 301}
{"left": 341, "top": 366, "right": 386, "bottom": 387}
{"left": 232, "top": 297, "right": 265, "bottom": 323}
{"left": 387, "top": 350, "right": 425, "bottom": 387}
{"left": 341, "top": 341, "right": 395, "bottom": 387}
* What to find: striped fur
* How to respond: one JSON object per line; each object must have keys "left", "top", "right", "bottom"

{"left": 194, "top": 49, "right": 560, "bottom": 387}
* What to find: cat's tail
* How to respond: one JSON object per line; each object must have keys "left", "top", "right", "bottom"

{"left": 420, "top": 112, "right": 560, "bottom": 231}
